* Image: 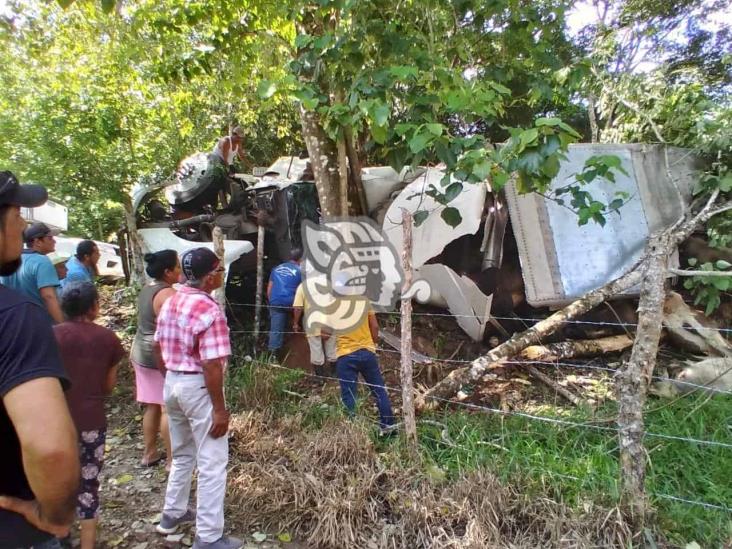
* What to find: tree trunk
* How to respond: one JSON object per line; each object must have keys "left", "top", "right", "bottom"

{"left": 400, "top": 209, "right": 417, "bottom": 448}
{"left": 122, "top": 196, "right": 145, "bottom": 286}
{"left": 300, "top": 106, "right": 344, "bottom": 218}
{"left": 416, "top": 265, "right": 644, "bottom": 410}
{"left": 588, "top": 94, "right": 600, "bottom": 143}
{"left": 337, "top": 130, "right": 349, "bottom": 216}
{"left": 345, "top": 127, "right": 368, "bottom": 215}
{"left": 615, "top": 232, "right": 670, "bottom": 527}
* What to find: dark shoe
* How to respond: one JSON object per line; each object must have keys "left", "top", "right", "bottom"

{"left": 326, "top": 361, "right": 337, "bottom": 376}
{"left": 313, "top": 364, "right": 328, "bottom": 384}
{"left": 192, "top": 535, "right": 243, "bottom": 549}
{"left": 156, "top": 508, "right": 196, "bottom": 534}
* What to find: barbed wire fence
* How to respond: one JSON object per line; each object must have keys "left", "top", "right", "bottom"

{"left": 225, "top": 296, "right": 732, "bottom": 527}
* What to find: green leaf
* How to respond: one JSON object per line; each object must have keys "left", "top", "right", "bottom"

{"left": 719, "top": 174, "right": 732, "bottom": 192}
{"left": 278, "top": 533, "right": 292, "bottom": 543}
{"left": 441, "top": 206, "right": 462, "bottom": 227}
{"left": 712, "top": 277, "right": 730, "bottom": 291}
{"left": 395, "top": 123, "right": 414, "bottom": 137}
{"left": 413, "top": 210, "right": 429, "bottom": 227}
{"left": 389, "top": 65, "right": 418, "bottom": 80}
{"left": 472, "top": 160, "right": 491, "bottom": 180}
{"left": 370, "top": 124, "right": 387, "bottom": 144}
{"left": 425, "top": 123, "right": 443, "bottom": 136}
{"left": 536, "top": 117, "right": 563, "bottom": 127}
{"left": 101, "top": 0, "right": 116, "bottom": 13}
{"left": 408, "top": 132, "right": 431, "bottom": 154}
{"left": 519, "top": 128, "right": 539, "bottom": 149}
{"left": 434, "top": 140, "right": 457, "bottom": 167}
{"left": 252, "top": 532, "right": 267, "bottom": 543}
{"left": 488, "top": 81, "right": 511, "bottom": 95}
{"left": 540, "top": 155, "right": 560, "bottom": 179}
{"left": 257, "top": 80, "right": 277, "bottom": 99}
{"left": 687, "top": 257, "right": 698, "bottom": 266}
{"left": 492, "top": 171, "right": 509, "bottom": 188}
{"left": 57, "top": 0, "right": 74, "bottom": 7}
{"left": 444, "top": 182, "right": 463, "bottom": 202}
{"left": 608, "top": 198, "right": 625, "bottom": 211}
{"left": 715, "top": 260, "right": 732, "bottom": 270}
{"left": 295, "top": 34, "right": 313, "bottom": 49}
{"left": 372, "top": 103, "right": 390, "bottom": 127}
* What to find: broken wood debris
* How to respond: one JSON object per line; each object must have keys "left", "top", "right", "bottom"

{"left": 663, "top": 292, "right": 732, "bottom": 357}
{"left": 519, "top": 335, "right": 634, "bottom": 362}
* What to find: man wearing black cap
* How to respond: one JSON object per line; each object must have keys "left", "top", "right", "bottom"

{"left": 153, "top": 247, "right": 241, "bottom": 549}
{"left": 0, "top": 171, "right": 80, "bottom": 548}
{"left": 0, "top": 222, "right": 64, "bottom": 323}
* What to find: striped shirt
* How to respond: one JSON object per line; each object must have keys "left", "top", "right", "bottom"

{"left": 154, "top": 285, "right": 230, "bottom": 372}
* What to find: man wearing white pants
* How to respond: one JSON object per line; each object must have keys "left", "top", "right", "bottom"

{"left": 153, "top": 248, "right": 241, "bottom": 549}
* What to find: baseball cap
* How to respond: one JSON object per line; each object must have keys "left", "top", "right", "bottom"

{"left": 181, "top": 247, "right": 220, "bottom": 280}
{"left": 24, "top": 222, "right": 60, "bottom": 243}
{"left": 0, "top": 171, "right": 47, "bottom": 208}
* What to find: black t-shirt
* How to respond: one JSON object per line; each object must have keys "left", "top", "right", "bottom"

{"left": 0, "top": 285, "right": 69, "bottom": 548}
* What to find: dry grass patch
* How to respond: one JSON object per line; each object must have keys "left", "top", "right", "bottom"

{"left": 227, "top": 412, "right": 633, "bottom": 548}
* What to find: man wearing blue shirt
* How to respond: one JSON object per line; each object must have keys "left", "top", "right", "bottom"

{"left": 0, "top": 223, "right": 64, "bottom": 323}
{"left": 267, "top": 248, "right": 303, "bottom": 357}
{"left": 63, "top": 240, "right": 99, "bottom": 287}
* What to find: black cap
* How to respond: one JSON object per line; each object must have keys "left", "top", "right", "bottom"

{"left": 0, "top": 171, "right": 47, "bottom": 208}
{"left": 181, "top": 247, "right": 220, "bottom": 280}
{"left": 24, "top": 222, "right": 60, "bottom": 243}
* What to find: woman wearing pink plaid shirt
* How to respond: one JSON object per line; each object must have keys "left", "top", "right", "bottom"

{"left": 153, "top": 247, "right": 242, "bottom": 549}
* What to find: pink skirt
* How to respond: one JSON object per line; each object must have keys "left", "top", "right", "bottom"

{"left": 132, "top": 360, "right": 165, "bottom": 406}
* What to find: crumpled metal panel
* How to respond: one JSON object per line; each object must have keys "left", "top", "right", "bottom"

{"left": 505, "top": 144, "right": 700, "bottom": 307}
{"left": 137, "top": 228, "right": 253, "bottom": 282}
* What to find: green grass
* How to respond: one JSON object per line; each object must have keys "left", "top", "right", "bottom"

{"left": 408, "top": 395, "right": 732, "bottom": 547}
{"left": 225, "top": 353, "right": 732, "bottom": 546}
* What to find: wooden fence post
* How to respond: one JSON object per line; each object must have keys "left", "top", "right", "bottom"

{"left": 400, "top": 209, "right": 417, "bottom": 447}
{"left": 212, "top": 226, "right": 226, "bottom": 314}
{"left": 616, "top": 232, "right": 670, "bottom": 529}
{"left": 253, "top": 222, "right": 266, "bottom": 345}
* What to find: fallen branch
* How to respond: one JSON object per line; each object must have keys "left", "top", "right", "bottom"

{"left": 525, "top": 365, "right": 582, "bottom": 406}
{"left": 520, "top": 335, "right": 634, "bottom": 362}
{"left": 669, "top": 268, "right": 732, "bottom": 277}
{"left": 415, "top": 265, "right": 643, "bottom": 411}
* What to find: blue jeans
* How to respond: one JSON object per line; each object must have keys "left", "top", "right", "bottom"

{"left": 268, "top": 308, "right": 289, "bottom": 351}
{"left": 336, "top": 349, "right": 395, "bottom": 429}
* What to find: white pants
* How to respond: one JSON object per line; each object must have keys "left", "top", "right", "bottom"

{"left": 163, "top": 372, "right": 228, "bottom": 543}
{"left": 306, "top": 334, "right": 337, "bottom": 365}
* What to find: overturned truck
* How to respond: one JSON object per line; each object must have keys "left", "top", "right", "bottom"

{"left": 128, "top": 144, "right": 700, "bottom": 340}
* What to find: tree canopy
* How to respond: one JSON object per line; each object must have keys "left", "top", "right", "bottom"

{"left": 0, "top": 0, "right": 729, "bottom": 239}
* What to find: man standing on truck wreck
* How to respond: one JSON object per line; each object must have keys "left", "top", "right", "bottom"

{"left": 198, "top": 126, "right": 248, "bottom": 211}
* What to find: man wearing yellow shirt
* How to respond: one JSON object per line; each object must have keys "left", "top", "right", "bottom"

{"left": 329, "top": 300, "right": 395, "bottom": 432}
{"left": 292, "top": 283, "right": 337, "bottom": 379}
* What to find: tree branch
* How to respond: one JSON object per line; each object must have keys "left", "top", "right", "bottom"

{"left": 669, "top": 268, "right": 732, "bottom": 277}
